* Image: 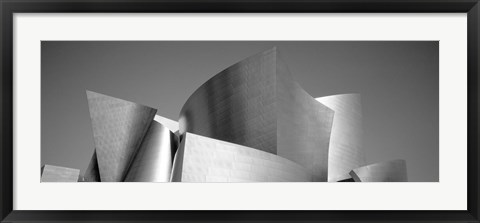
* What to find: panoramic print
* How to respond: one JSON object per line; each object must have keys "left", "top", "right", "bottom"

{"left": 40, "top": 41, "right": 439, "bottom": 182}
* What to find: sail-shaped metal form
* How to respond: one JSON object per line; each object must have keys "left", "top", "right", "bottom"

{"left": 316, "top": 94, "right": 366, "bottom": 182}
{"left": 179, "top": 48, "right": 334, "bottom": 181}
{"left": 86, "top": 91, "right": 157, "bottom": 182}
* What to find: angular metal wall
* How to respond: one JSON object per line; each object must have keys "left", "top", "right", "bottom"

{"left": 171, "top": 133, "right": 312, "bottom": 182}
{"left": 84, "top": 150, "right": 100, "bottom": 182}
{"left": 124, "top": 120, "right": 178, "bottom": 182}
{"left": 316, "top": 94, "right": 366, "bottom": 182}
{"left": 86, "top": 91, "right": 157, "bottom": 182}
{"left": 349, "top": 159, "right": 408, "bottom": 182}
{"left": 41, "top": 165, "right": 80, "bottom": 182}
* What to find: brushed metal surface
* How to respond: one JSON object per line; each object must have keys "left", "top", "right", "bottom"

{"left": 349, "top": 159, "right": 408, "bottom": 182}
{"left": 124, "top": 120, "right": 178, "bottom": 182}
{"left": 170, "top": 136, "right": 185, "bottom": 182}
{"left": 41, "top": 165, "right": 80, "bottom": 182}
{"left": 84, "top": 150, "right": 100, "bottom": 182}
{"left": 316, "top": 94, "right": 366, "bottom": 182}
{"left": 179, "top": 48, "right": 334, "bottom": 181}
{"left": 275, "top": 54, "right": 334, "bottom": 182}
{"left": 179, "top": 48, "right": 278, "bottom": 154}
{"left": 171, "top": 132, "right": 312, "bottom": 182}
{"left": 86, "top": 91, "right": 157, "bottom": 182}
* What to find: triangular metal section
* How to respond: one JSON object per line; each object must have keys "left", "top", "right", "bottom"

{"left": 86, "top": 91, "right": 157, "bottom": 182}
{"left": 84, "top": 149, "right": 101, "bottom": 182}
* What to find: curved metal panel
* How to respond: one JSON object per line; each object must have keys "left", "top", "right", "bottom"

{"left": 170, "top": 137, "right": 186, "bottom": 182}
{"left": 276, "top": 55, "right": 334, "bottom": 182}
{"left": 349, "top": 159, "right": 408, "bottom": 182}
{"left": 86, "top": 91, "right": 157, "bottom": 182}
{"left": 179, "top": 48, "right": 278, "bottom": 154}
{"left": 179, "top": 48, "right": 334, "bottom": 181}
{"left": 171, "top": 133, "right": 312, "bottom": 182}
{"left": 316, "top": 94, "right": 366, "bottom": 182}
{"left": 124, "top": 120, "right": 178, "bottom": 182}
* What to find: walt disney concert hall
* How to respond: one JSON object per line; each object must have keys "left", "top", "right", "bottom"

{"left": 41, "top": 47, "right": 407, "bottom": 183}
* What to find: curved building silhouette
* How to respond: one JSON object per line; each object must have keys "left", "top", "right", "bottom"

{"left": 179, "top": 48, "right": 334, "bottom": 181}
{"left": 43, "top": 47, "right": 409, "bottom": 183}
{"left": 316, "top": 94, "right": 366, "bottom": 182}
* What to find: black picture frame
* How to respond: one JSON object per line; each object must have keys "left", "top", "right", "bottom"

{"left": 1, "top": 1, "right": 479, "bottom": 222}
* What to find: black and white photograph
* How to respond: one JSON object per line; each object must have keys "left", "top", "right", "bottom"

{"left": 40, "top": 41, "right": 439, "bottom": 183}
{"left": 3, "top": 1, "right": 479, "bottom": 222}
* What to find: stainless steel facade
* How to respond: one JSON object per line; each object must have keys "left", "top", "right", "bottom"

{"left": 41, "top": 165, "right": 80, "bottom": 182}
{"left": 179, "top": 48, "right": 334, "bottom": 181}
{"left": 124, "top": 119, "right": 178, "bottom": 182}
{"left": 86, "top": 91, "right": 157, "bottom": 182}
{"left": 171, "top": 132, "right": 312, "bottom": 182}
{"left": 179, "top": 48, "right": 278, "bottom": 154}
{"left": 349, "top": 159, "right": 408, "bottom": 182}
{"left": 316, "top": 94, "right": 366, "bottom": 182}
{"left": 276, "top": 55, "right": 334, "bottom": 181}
